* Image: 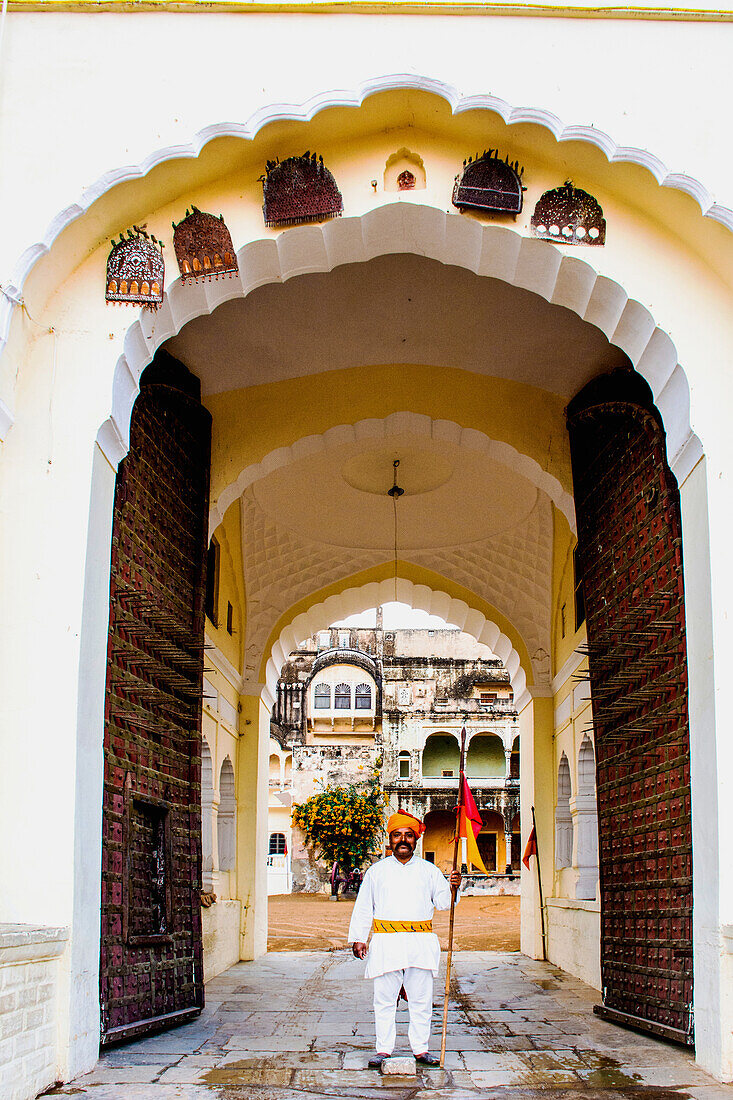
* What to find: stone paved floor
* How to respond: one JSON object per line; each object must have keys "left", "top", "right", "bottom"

{"left": 52, "top": 952, "right": 733, "bottom": 1099}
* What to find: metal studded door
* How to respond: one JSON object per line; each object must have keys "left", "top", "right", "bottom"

{"left": 100, "top": 352, "right": 211, "bottom": 1045}
{"left": 567, "top": 370, "right": 693, "bottom": 1046}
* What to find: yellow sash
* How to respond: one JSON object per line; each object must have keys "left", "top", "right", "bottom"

{"left": 372, "top": 919, "right": 433, "bottom": 933}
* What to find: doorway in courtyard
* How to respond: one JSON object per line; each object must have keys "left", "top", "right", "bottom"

{"left": 98, "top": 249, "right": 694, "bottom": 1051}
{"left": 264, "top": 601, "right": 522, "bottom": 952}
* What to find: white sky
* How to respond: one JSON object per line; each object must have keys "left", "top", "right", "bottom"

{"left": 332, "top": 601, "right": 460, "bottom": 630}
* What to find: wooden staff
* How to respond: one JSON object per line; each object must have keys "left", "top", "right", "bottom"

{"left": 439, "top": 726, "right": 466, "bottom": 1068}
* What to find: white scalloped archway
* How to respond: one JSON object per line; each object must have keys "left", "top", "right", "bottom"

{"left": 262, "top": 575, "right": 529, "bottom": 713}
{"left": 3, "top": 71, "right": 730, "bottom": 346}
{"left": 98, "top": 204, "right": 702, "bottom": 484}
{"left": 211, "top": 411, "right": 576, "bottom": 538}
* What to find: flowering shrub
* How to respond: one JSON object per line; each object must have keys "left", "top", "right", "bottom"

{"left": 292, "top": 782, "right": 383, "bottom": 870}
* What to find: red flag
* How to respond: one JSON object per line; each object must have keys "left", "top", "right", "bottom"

{"left": 522, "top": 825, "right": 537, "bottom": 869}
{"left": 459, "top": 775, "right": 482, "bottom": 842}
{"left": 457, "top": 773, "right": 488, "bottom": 874}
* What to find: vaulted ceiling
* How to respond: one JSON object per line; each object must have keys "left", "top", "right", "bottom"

{"left": 166, "top": 254, "right": 629, "bottom": 397}
{"left": 165, "top": 252, "right": 624, "bottom": 683}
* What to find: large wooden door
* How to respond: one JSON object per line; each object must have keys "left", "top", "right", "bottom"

{"left": 567, "top": 370, "right": 694, "bottom": 1046}
{"left": 100, "top": 352, "right": 211, "bottom": 1045}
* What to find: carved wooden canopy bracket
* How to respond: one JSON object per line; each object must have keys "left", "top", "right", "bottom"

{"left": 532, "top": 182, "right": 606, "bottom": 246}
{"left": 453, "top": 150, "right": 526, "bottom": 216}
{"left": 106, "top": 226, "right": 165, "bottom": 309}
{"left": 172, "top": 207, "right": 239, "bottom": 282}
{"left": 261, "top": 152, "right": 343, "bottom": 228}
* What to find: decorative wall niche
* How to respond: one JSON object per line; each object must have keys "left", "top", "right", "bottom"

{"left": 260, "top": 152, "right": 343, "bottom": 228}
{"left": 106, "top": 226, "right": 164, "bottom": 308}
{"left": 173, "top": 207, "right": 238, "bottom": 282}
{"left": 452, "top": 150, "right": 525, "bottom": 217}
{"left": 384, "top": 148, "right": 426, "bottom": 193}
{"left": 555, "top": 753, "right": 573, "bottom": 869}
{"left": 532, "top": 182, "right": 606, "bottom": 245}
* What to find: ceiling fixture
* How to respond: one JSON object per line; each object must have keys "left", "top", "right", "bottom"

{"left": 387, "top": 459, "right": 404, "bottom": 600}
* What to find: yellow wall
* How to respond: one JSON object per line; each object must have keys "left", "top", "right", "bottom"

{"left": 206, "top": 499, "right": 245, "bottom": 672}
{"left": 480, "top": 810, "right": 508, "bottom": 873}
{"left": 423, "top": 808, "right": 507, "bottom": 873}
{"left": 206, "top": 366, "right": 572, "bottom": 509}
{"left": 552, "top": 506, "right": 585, "bottom": 678}
{"left": 423, "top": 811, "right": 456, "bottom": 874}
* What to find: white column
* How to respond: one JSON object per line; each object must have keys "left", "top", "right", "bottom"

{"left": 0, "top": 440, "right": 116, "bottom": 1083}
{"left": 236, "top": 688, "right": 271, "bottom": 960}
{"left": 519, "top": 690, "right": 553, "bottom": 959}
{"left": 570, "top": 792, "right": 598, "bottom": 900}
{"left": 680, "top": 456, "right": 731, "bottom": 1079}
{"left": 204, "top": 792, "right": 219, "bottom": 893}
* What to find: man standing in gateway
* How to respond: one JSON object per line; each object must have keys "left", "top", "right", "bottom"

{"left": 348, "top": 810, "right": 462, "bottom": 1067}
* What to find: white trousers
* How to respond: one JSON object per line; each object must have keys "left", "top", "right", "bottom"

{"left": 373, "top": 967, "right": 434, "bottom": 1055}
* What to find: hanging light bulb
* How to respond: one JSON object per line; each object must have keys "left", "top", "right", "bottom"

{"left": 387, "top": 460, "right": 404, "bottom": 601}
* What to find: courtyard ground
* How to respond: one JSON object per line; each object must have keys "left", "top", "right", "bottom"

{"left": 53, "top": 950, "right": 732, "bottom": 1099}
{"left": 267, "top": 892, "right": 520, "bottom": 952}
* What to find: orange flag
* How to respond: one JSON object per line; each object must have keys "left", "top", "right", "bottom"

{"left": 457, "top": 774, "right": 488, "bottom": 874}
{"left": 522, "top": 825, "right": 537, "bottom": 868}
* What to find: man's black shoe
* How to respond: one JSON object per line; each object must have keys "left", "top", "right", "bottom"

{"left": 415, "top": 1052, "right": 440, "bottom": 1066}
{"left": 368, "top": 1053, "right": 390, "bottom": 1068}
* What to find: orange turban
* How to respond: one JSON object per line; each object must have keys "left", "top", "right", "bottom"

{"left": 387, "top": 811, "right": 425, "bottom": 837}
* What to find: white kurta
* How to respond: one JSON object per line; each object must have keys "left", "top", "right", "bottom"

{"left": 347, "top": 854, "right": 457, "bottom": 979}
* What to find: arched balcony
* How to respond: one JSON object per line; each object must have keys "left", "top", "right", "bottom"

{"left": 465, "top": 734, "right": 505, "bottom": 779}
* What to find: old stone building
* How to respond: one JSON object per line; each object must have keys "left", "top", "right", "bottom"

{"left": 268, "top": 615, "right": 521, "bottom": 894}
{"left": 381, "top": 650, "right": 520, "bottom": 892}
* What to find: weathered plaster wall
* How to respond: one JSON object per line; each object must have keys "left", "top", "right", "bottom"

{"left": 291, "top": 744, "right": 377, "bottom": 891}
{"left": 390, "top": 629, "right": 494, "bottom": 659}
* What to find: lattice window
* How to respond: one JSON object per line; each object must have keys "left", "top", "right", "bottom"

{"left": 334, "top": 683, "right": 351, "bottom": 709}
{"left": 355, "top": 683, "right": 372, "bottom": 710}
{"left": 314, "top": 683, "right": 330, "bottom": 709}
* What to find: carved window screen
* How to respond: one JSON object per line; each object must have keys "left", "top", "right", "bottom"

{"left": 452, "top": 151, "right": 525, "bottom": 216}
{"left": 355, "top": 683, "right": 372, "bottom": 709}
{"left": 334, "top": 683, "right": 351, "bottom": 709}
{"left": 314, "top": 684, "right": 330, "bottom": 709}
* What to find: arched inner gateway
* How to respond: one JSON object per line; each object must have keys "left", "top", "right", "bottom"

{"left": 97, "top": 237, "right": 694, "bottom": 1054}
